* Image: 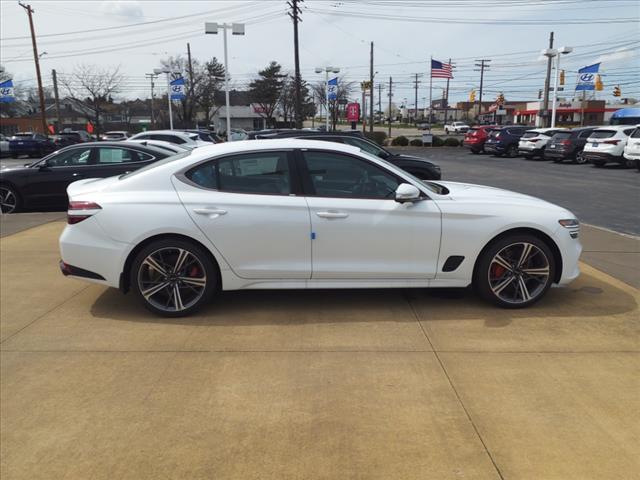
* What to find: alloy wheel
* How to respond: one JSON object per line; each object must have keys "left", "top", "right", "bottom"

{"left": 575, "top": 151, "right": 586, "bottom": 164}
{"left": 0, "top": 187, "right": 17, "bottom": 214}
{"left": 488, "top": 242, "right": 550, "bottom": 305}
{"left": 137, "top": 247, "right": 207, "bottom": 313}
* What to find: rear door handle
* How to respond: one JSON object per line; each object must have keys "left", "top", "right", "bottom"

{"left": 316, "top": 211, "right": 348, "bottom": 219}
{"left": 193, "top": 208, "right": 227, "bottom": 217}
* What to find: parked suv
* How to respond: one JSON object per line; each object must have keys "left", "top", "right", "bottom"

{"left": 483, "top": 126, "right": 528, "bottom": 157}
{"left": 518, "top": 128, "right": 563, "bottom": 159}
{"left": 100, "top": 131, "right": 130, "bottom": 141}
{"left": 444, "top": 122, "right": 470, "bottom": 134}
{"left": 463, "top": 125, "right": 496, "bottom": 154}
{"left": 8, "top": 132, "right": 56, "bottom": 158}
{"left": 544, "top": 127, "right": 596, "bottom": 164}
{"left": 622, "top": 125, "right": 640, "bottom": 171}
{"left": 54, "top": 130, "right": 92, "bottom": 148}
{"left": 583, "top": 126, "right": 634, "bottom": 167}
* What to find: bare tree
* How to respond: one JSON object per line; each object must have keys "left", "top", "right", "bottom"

{"left": 61, "top": 64, "right": 123, "bottom": 135}
{"left": 311, "top": 75, "right": 354, "bottom": 130}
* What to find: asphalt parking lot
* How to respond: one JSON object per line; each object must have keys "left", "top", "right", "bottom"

{"left": 1, "top": 216, "right": 639, "bottom": 479}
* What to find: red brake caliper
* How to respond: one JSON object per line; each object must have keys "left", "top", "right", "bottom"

{"left": 491, "top": 264, "right": 506, "bottom": 279}
{"left": 189, "top": 265, "right": 200, "bottom": 277}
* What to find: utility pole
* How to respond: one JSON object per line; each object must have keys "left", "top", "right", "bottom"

{"left": 388, "top": 76, "right": 392, "bottom": 138}
{"left": 288, "top": 0, "right": 303, "bottom": 129}
{"left": 145, "top": 73, "right": 158, "bottom": 128}
{"left": 378, "top": 83, "right": 382, "bottom": 120}
{"left": 541, "top": 31, "right": 554, "bottom": 127}
{"left": 19, "top": 2, "right": 47, "bottom": 135}
{"left": 413, "top": 73, "right": 421, "bottom": 124}
{"left": 369, "top": 41, "right": 374, "bottom": 133}
{"left": 187, "top": 42, "right": 195, "bottom": 127}
{"left": 444, "top": 58, "right": 451, "bottom": 124}
{"left": 474, "top": 59, "right": 490, "bottom": 123}
{"left": 51, "top": 69, "right": 61, "bottom": 131}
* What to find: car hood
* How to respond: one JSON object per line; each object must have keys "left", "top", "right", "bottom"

{"left": 392, "top": 154, "right": 437, "bottom": 166}
{"left": 0, "top": 165, "right": 32, "bottom": 175}
{"left": 434, "top": 181, "right": 561, "bottom": 208}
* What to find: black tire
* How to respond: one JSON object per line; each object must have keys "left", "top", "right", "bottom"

{"left": 592, "top": 160, "right": 606, "bottom": 168}
{"left": 624, "top": 158, "right": 635, "bottom": 169}
{"left": 573, "top": 150, "right": 587, "bottom": 164}
{"left": 130, "top": 238, "right": 218, "bottom": 317}
{"left": 470, "top": 149, "right": 480, "bottom": 155}
{"left": 506, "top": 145, "right": 518, "bottom": 158}
{"left": 552, "top": 157, "right": 563, "bottom": 163}
{"left": 474, "top": 234, "right": 556, "bottom": 309}
{"left": 0, "top": 184, "right": 21, "bottom": 214}
{"left": 522, "top": 154, "right": 532, "bottom": 160}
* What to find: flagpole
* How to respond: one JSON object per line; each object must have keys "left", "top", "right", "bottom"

{"left": 429, "top": 55, "right": 433, "bottom": 130}
{"left": 166, "top": 73, "right": 174, "bottom": 130}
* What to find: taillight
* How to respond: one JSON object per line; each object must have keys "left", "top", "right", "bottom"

{"left": 67, "top": 201, "right": 101, "bottom": 224}
{"left": 528, "top": 137, "right": 541, "bottom": 142}
{"left": 561, "top": 140, "right": 571, "bottom": 145}
{"left": 602, "top": 139, "right": 620, "bottom": 145}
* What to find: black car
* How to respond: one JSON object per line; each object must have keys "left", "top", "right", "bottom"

{"left": 483, "top": 126, "right": 529, "bottom": 157}
{"left": 8, "top": 132, "right": 56, "bottom": 158}
{"left": 53, "top": 130, "right": 92, "bottom": 148}
{"left": 259, "top": 131, "right": 441, "bottom": 180}
{"left": 0, "top": 142, "right": 172, "bottom": 213}
{"left": 543, "top": 127, "right": 596, "bottom": 164}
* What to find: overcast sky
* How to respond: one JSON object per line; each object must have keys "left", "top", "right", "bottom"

{"left": 1, "top": 0, "right": 638, "bottom": 107}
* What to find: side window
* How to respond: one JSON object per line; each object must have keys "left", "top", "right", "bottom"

{"left": 185, "top": 151, "right": 291, "bottom": 195}
{"left": 157, "top": 134, "right": 185, "bottom": 144}
{"left": 578, "top": 130, "right": 592, "bottom": 138}
{"left": 96, "top": 148, "right": 140, "bottom": 164}
{"left": 342, "top": 137, "right": 383, "bottom": 156}
{"left": 46, "top": 148, "right": 92, "bottom": 167}
{"left": 623, "top": 129, "right": 634, "bottom": 136}
{"left": 302, "top": 151, "right": 399, "bottom": 199}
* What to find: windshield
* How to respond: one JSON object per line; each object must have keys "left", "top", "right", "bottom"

{"left": 119, "top": 151, "right": 192, "bottom": 179}
{"left": 590, "top": 130, "right": 616, "bottom": 139}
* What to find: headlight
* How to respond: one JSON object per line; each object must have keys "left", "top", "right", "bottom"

{"left": 558, "top": 219, "right": 579, "bottom": 228}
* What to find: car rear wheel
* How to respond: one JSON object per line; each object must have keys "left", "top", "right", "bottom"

{"left": 573, "top": 150, "right": 586, "bottom": 164}
{"left": 592, "top": 160, "right": 606, "bottom": 167}
{"left": 131, "top": 238, "right": 217, "bottom": 317}
{"left": 0, "top": 185, "right": 20, "bottom": 214}
{"left": 474, "top": 235, "right": 555, "bottom": 308}
{"left": 506, "top": 145, "right": 518, "bottom": 158}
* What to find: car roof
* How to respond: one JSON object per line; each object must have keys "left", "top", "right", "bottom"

{"left": 592, "top": 125, "right": 633, "bottom": 131}
{"left": 134, "top": 130, "right": 195, "bottom": 137}
{"left": 54, "top": 141, "right": 170, "bottom": 155}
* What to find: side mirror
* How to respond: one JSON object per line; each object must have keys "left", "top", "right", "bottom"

{"left": 395, "top": 183, "right": 421, "bottom": 203}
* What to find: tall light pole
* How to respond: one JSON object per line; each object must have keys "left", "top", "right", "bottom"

{"left": 205, "top": 22, "right": 245, "bottom": 140}
{"left": 315, "top": 66, "right": 340, "bottom": 131}
{"left": 546, "top": 46, "right": 573, "bottom": 128}
{"left": 154, "top": 68, "right": 181, "bottom": 130}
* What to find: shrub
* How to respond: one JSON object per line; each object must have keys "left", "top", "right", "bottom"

{"left": 391, "top": 135, "right": 409, "bottom": 146}
{"left": 444, "top": 137, "right": 460, "bottom": 147}
{"left": 409, "top": 138, "right": 423, "bottom": 147}
{"left": 432, "top": 135, "right": 444, "bottom": 147}
{"left": 364, "top": 131, "right": 387, "bottom": 146}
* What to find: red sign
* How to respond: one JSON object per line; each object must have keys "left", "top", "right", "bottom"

{"left": 47, "top": 124, "right": 55, "bottom": 134}
{"left": 86, "top": 122, "right": 94, "bottom": 134}
{"left": 346, "top": 102, "right": 360, "bottom": 122}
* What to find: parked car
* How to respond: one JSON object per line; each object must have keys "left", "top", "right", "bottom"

{"left": 0, "top": 142, "right": 173, "bottom": 214}
{"left": 229, "top": 129, "right": 249, "bottom": 141}
{"left": 126, "top": 139, "right": 195, "bottom": 155}
{"left": 483, "top": 126, "right": 528, "bottom": 157}
{"left": 444, "top": 122, "right": 470, "bottom": 134}
{"left": 0, "top": 133, "right": 9, "bottom": 157}
{"left": 8, "top": 132, "right": 56, "bottom": 158}
{"left": 416, "top": 120, "right": 431, "bottom": 130}
{"left": 583, "top": 125, "right": 635, "bottom": 167}
{"left": 517, "top": 128, "right": 563, "bottom": 159}
{"left": 544, "top": 127, "right": 596, "bottom": 164}
{"left": 59, "top": 139, "right": 581, "bottom": 317}
{"left": 463, "top": 125, "right": 497, "bottom": 154}
{"left": 129, "top": 130, "right": 208, "bottom": 147}
{"left": 101, "top": 131, "right": 131, "bottom": 141}
{"left": 53, "top": 130, "right": 92, "bottom": 148}
{"left": 182, "top": 129, "right": 219, "bottom": 143}
{"left": 258, "top": 130, "right": 441, "bottom": 180}
{"left": 622, "top": 125, "right": 640, "bottom": 171}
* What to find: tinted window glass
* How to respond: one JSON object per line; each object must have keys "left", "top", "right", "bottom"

{"left": 303, "top": 151, "right": 399, "bottom": 199}
{"left": 522, "top": 131, "right": 537, "bottom": 139}
{"left": 623, "top": 129, "right": 634, "bottom": 136}
{"left": 96, "top": 148, "right": 145, "bottom": 164}
{"left": 630, "top": 128, "right": 640, "bottom": 138}
{"left": 507, "top": 129, "right": 525, "bottom": 136}
{"left": 47, "top": 148, "right": 92, "bottom": 167}
{"left": 341, "top": 137, "right": 384, "bottom": 156}
{"left": 590, "top": 130, "right": 616, "bottom": 139}
{"left": 578, "top": 130, "right": 594, "bottom": 138}
{"left": 552, "top": 132, "right": 572, "bottom": 140}
{"left": 156, "top": 134, "right": 185, "bottom": 144}
{"left": 189, "top": 152, "right": 291, "bottom": 194}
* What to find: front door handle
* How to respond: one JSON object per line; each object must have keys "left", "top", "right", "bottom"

{"left": 316, "top": 211, "right": 349, "bottom": 219}
{"left": 72, "top": 172, "right": 83, "bottom": 177}
{"left": 193, "top": 207, "right": 227, "bottom": 217}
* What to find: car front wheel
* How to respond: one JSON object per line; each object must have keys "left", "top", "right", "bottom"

{"left": 506, "top": 145, "right": 518, "bottom": 158}
{"left": 131, "top": 238, "right": 217, "bottom": 317}
{"left": 574, "top": 150, "right": 586, "bottom": 164}
{"left": 0, "top": 185, "right": 20, "bottom": 213}
{"left": 475, "top": 235, "right": 555, "bottom": 308}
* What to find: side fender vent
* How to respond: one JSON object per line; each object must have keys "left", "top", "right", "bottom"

{"left": 442, "top": 255, "right": 465, "bottom": 272}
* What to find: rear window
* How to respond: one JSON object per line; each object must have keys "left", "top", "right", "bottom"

{"left": 522, "top": 131, "right": 538, "bottom": 139}
{"left": 12, "top": 133, "right": 33, "bottom": 138}
{"left": 552, "top": 132, "right": 572, "bottom": 140}
{"left": 590, "top": 130, "right": 616, "bottom": 139}
{"left": 467, "top": 128, "right": 478, "bottom": 134}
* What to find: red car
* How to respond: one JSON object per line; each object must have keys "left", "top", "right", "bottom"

{"left": 463, "top": 125, "right": 497, "bottom": 154}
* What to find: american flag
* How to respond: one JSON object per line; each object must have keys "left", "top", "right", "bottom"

{"left": 431, "top": 59, "right": 453, "bottom": 79}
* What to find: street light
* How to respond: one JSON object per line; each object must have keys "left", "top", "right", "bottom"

{"left": 205, "top": 22, "right": 245, "bottom": 140}
{"left": 542, "top": 46, "right": 573, "bottom": 128}
{"left": 315, "top": 66, "right": 340, "bottom": 131}
{"left": 154, "top": 67, "right": 182, "bottom": 130}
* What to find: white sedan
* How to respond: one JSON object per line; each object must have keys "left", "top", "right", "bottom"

{"left": 59, "top": 139, "right": 582, "bottom": 317}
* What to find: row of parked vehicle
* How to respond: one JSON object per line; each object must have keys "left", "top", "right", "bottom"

{"left": 463, "top": 124, "right": 640, "bottom": 169}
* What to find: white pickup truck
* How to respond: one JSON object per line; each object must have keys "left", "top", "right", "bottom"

{"left": 444, "top": 122, "right": 470, "bottom": 134}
